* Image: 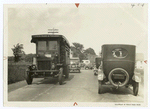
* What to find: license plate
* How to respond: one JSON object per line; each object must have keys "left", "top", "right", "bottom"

{"left": 113, "top": 76, "right": 125, "bottom": 79}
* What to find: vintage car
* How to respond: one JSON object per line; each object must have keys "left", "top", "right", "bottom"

{"left": 97, "top": 44, "right": 141, "bottom": 96}
{"left": 25, "top": 34, "right": 70, "bottom": 85}
{"left": 85, "top": 63, "right": 94, "bottom": 70}
{"left": 94, "top": 57, "right": 102, "bottom": 75}
{"left": 69, "top": 57, "right": 80, "bottom": 73}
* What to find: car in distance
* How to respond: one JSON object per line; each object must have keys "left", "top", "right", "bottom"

{"left": 25, "top": 34, "right": 70, "bottom": 85}
{"left": 97, "top": 44, "right": 141, "bottom": 96}
{"left": 85, "top": 63, "right": 94, "bottom": 70}
{"left": 70, "top": 57, "right": 80, "bottom": 73}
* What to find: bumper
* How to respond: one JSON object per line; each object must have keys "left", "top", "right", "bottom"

{"left": 69, "top": 68, "right": 80, "bottom": 72}
{"left": 27, "top": 70, "right": 59, "bottom": 77}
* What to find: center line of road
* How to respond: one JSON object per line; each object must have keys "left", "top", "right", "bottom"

{"left": 30, "top": 85, "right": 55, "bottom": 101}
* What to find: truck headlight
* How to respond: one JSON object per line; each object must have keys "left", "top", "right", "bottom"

{"left": 31, "top": 65, "right": 36, "bottom": 70}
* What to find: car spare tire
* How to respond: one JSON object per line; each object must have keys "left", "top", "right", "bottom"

{"left": 108, "top": 68, "right": 129, "bottom": 87}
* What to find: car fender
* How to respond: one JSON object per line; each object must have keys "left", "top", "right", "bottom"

{"left": 97, "top": 69, "right": 105, "bottom": 81}
{"left": 132, "top": 69, "right": 141, "bottom": 82}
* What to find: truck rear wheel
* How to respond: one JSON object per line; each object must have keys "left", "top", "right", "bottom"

{"left": 26, "top": 72, "right": 33, "bottom": 85}
{"left": 133, "top": 81, "right": 139, "bottom": 96}
{"left": 98, "top": 81, "right": 103, "bottom": 94}
{"left": 58, "top": 68, "right": 64, "bottom": 85}
{"left": 65, "top": 66, "right": 69, "bottom": 79}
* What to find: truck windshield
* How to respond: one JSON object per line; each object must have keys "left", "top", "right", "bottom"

{"left": 48, "top": 41, "right": 57, "bottom": 50}
{"left": 38, "top": 41, "right": 46, "bottom": 50}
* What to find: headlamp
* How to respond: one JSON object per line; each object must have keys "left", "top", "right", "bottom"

{"left": 31, "top": 65, "right": 36, "bottom": 70}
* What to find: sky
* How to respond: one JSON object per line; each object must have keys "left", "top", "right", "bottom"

{"left": 6, "top": 3, "right": 148, "bottom": 59}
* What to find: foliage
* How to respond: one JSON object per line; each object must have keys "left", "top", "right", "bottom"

{"left": 71, "top": 43, "right": 97, "bottom": 62}
{"left": 25, "top": 53, "right": 36, "bottom": 62}
{"left": 84, "top": 48, "right": 96, "bottom": 55}
{"left": 11, "top": 43, "right": 25, "bottom": 62}
{"left": 72, "top": 42, "right": 84, "bottom": 53}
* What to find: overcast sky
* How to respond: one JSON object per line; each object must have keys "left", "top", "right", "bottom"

{"left": 6, "top": 3, "right": 148, "bottom": 59}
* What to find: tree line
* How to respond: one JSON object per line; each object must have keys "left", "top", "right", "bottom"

{"left": 10, "top": 43, "right": 96, "bottom": 62}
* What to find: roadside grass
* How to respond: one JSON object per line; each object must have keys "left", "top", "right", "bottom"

{"left": 8, "top": 61, "right": 31, "bottom": 84}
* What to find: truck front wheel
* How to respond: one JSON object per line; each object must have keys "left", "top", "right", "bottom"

{"left": 58, "top": 68, "right": 64, "bottom": 85}
{"left": 26, "top": 72, "right": 33, "bottom": 85}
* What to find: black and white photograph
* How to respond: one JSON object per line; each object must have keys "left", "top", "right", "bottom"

{"left": 3, "top": 2, "right": 148, "bottom": 107}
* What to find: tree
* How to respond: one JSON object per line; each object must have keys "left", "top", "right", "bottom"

{"left": 84, "top": 48, "right": 96, "bottom": 55}
{"left": 71, "top": 42, "right": 87, "bottom": 61}
{"left": 72, "top": 42, "right": 84, "bottom": 53}
{"left": 11, "top": 43, "right": 25, "bottom": 62}
{"left": 25, "top": 53, "right": 36, "bottom": 62}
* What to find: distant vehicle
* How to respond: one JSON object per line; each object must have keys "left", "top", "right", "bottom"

{"left": 97, "top": 44, "right": 141, "bottom": 96}
{"left": 25, "top": 34, "right": 70, "bottom": 85}
{"left": 85, "top": 63, "right": 94, "bottom": 70}
{"left": 69, "top": 57, "right": 81, "bottom": 73}
{"left": 82, "top": 60, "right": 90, "bottom": 65}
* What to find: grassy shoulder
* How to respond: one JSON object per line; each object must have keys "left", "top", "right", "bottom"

{"left": 8, "top": 61, "right": 32, "bottom": 84}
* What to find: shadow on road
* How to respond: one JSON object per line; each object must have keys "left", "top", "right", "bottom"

{"left": 100, "top": 86, "right": 133, "bottom": 95}
{"left": 65, "top": 75, "right": 74, "bottom": 81}
{"left": 32, "top": 74, "right": 75, "bottom": 85}
{"left": 33, "top": 78, "right": 58, "bottom": 85}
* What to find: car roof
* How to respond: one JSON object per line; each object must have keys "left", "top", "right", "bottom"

{"left": 102, "top": 44, "right": 136, "bottom": 47}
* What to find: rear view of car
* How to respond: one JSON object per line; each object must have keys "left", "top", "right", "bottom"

{"left": 97, "top": 44, "right": 141, "bottom": 96}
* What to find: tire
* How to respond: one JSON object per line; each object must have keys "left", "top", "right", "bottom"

{"left": 133, "top": 81, "right": 139, "bottom": 96}
{"left": 78, "top": 69, "right": 80, "bottom": 73}
{"left": 98, "top": 81, "right": 103, "bottom": 94}
{"left": 65, "top": 66, "right": 69, "bottom": 79}
{"left": 85, "top": 67, "right": 89, "bottom": 70}
{"left": 58, "top": 68, "right": 64, "bottom": 85}
{"left": 26, "top": 72, "right": 33, "bottom": 85}
{"left": 108, "top": 68, "right": 129, "bottom": 87}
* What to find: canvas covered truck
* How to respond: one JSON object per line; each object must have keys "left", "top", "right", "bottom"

{"left": 97, "top": 44, "right": 141, "bottom": 96}
{"left": 25, "top": 34, "right": 70, "bottom": 85}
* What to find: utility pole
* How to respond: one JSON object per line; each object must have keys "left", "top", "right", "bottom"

{"left": 48, "top": 28, "right": 59, "bottom": 35}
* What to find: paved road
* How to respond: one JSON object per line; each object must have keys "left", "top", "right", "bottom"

{"left": 8, "top": 70, "right": 144, "bottom": 102}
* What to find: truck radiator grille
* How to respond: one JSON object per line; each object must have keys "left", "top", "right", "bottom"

{"left": 37, "top": 61, "right": 51, "bottom": 70}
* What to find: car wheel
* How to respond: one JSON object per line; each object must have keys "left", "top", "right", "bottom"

{"left": 58, "top": 67, "right": 64, "bottom": 85}
{"left": 65, "top": 66, "right": 69, "bottom": 79}
{"left": 26, "top": 72, "right": 33, "bottom": 85}
{"left": 78, "top": 70, "right": 80, "bottom": 73}
{"left": 85, "top": 67, "right": 89, "bottom": 70}
{"left": 133, "top": 81, "right": 139, "bottom": 96}
{"left": 98, "top": 81, "right": 103, "bottom": 94}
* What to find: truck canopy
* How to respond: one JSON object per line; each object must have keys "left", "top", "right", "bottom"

{"left": 31, "top": 34, "right": 70, "bottom": 48}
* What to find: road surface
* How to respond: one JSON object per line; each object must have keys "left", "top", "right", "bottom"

{"left": 8, "top": 69, "right": 144, "bottom": 102}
